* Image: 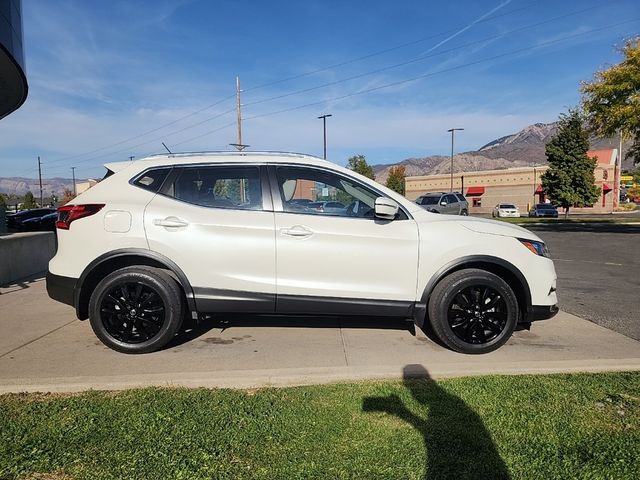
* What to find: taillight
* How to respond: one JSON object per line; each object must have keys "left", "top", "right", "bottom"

{"left": 56, "top": 204, "right": 105, "bottom": 230}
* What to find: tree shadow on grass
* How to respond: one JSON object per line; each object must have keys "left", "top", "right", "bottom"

{"left": 363, "top": 364, "right": 510, "bottom": 480}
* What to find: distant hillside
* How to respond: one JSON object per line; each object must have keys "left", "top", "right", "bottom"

{"left": 373, "top": 122, "right": 634, "bottom": 183}
{"left": 0, "top": 177, "right": 87, "bottom": 197}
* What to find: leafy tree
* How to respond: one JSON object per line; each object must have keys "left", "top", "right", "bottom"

{"left": 61, "top": 188, "right": 76, "bottom": 205}
{"left": 0, "top": 193, "right": 6, "bottom": 210}
{"left": 581, "top": 37, "right": 640, "bottom": 164}
{"left": 22, "top": 191, "right": 38, "bottom": 209}
{"left": 347, "top": 154, "right": 375, "bottom": 180}
{"left": 385, "top": 165, "right": 406, "bottom": 195}
{"left": 541, "top": 110, "right": 600, "bottom": 218}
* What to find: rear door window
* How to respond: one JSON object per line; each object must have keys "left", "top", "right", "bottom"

{"left": 169, "top": 165, "right": 263, "bottom": 210}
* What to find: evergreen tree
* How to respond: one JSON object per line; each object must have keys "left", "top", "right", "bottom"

{"left": 541, "top": 110, "right": 600, "bottom": 217}
{"left": 347, "top": 154, "right": 375, "bottom": 180}
{"left": 22, "top": 191, "right": 38, "bottom": 209}
{"left": 385, "top": 165, "right": 406, "bottom": 195}
{"left": 0, "top": 193, "right": 6, "bottom": 210}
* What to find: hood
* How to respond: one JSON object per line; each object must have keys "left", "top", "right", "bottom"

{"left": 422, "top": 214, "right": 542, "bottom": 241}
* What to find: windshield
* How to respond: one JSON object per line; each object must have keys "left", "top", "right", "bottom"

{"left": 537, "top": 204, "right": 556, "bottom": 210}
{"left": 499, "top": 204, "right": 516, "bottom": 209}
{"left": 419, "top": 196, "right": 439, "bottom": 205}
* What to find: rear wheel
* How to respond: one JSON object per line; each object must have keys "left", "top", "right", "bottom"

{"left": 427, "top": 268, "right": 518, "bottom": 354}
{"left": 89, "top": 266, "right": 184, "bottom": 354}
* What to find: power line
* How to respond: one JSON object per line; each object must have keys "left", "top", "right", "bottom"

{"left": 240, "top": 18, "right": 640, "bottom": 123}
{"left": 46, "top": 16, "right": 640, "bottom": 171}
{"left": 241, "top": 1, "right": 621, "bottom": 109}
{"left": 23, "top": 7, "right": 637, "bottom": 175}
{"left": 10, "top": 1, "right": 544, "bottom": 177}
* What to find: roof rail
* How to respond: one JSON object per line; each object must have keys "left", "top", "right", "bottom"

{"left": 141, "top": 151, "right": 323, "bottom": 160}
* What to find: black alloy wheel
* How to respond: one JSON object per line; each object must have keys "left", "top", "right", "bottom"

{"left": 427, "top": 268, "right": 519, "bottom": 354}
{"left": 447, "top": 285, "right": 507, "bottom": 345}
{"left": 89, "top": 266, "right": 184, "bottom": 353}
{"left": 100, "top": 282, "right": 165, "bottom": 344}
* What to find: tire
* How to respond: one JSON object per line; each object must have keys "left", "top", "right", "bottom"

{"left": 427, "top": 268, "right": 519, "bottom": 354}
{"left": 461, "top": 209, "right": 469, "bottom": 216}
{"left": 89, "top": 266, "right": 185, "bottom": 354}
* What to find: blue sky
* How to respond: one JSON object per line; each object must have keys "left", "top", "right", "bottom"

{"left": 1, "top": 0, "right": 639, "bottom": 179}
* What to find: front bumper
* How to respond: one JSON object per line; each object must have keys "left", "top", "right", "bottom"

{"left": 46, "top": 271, "right": 77, "bottom": 307}
{"left": 526, "top": 304, "right": 559, "bottom": 322}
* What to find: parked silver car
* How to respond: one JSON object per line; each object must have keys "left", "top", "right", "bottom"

{"left": 415, "top": 192, "right": 469, "bottom": 215}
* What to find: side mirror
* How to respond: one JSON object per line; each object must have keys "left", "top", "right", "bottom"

{"left": 374, "top": 197, "right": 399, "bottom": 220}
{"left": 440, "top": 201, "right": 447, "bottom": 206}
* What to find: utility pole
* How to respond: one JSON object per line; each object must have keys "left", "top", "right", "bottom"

{"left": 614, "top": 132, "right": 623, "bottom": 209}
{"left": 317, "top": 114, "right": 332, "bottom": 159}
{"left": 447, "top": 128, "right": 464, "bottom": 192}
{"left": 37, "top": 156, "right": 44, "bottom": 207}
{"left": 230, "top": 76, "right": 249, "bottom": 152}
{"left": 71, "top": 167, "right": 77, "bottom": 196}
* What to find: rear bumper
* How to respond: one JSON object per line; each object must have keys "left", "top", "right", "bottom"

{"left": 46, "top": 271, "right": 77, "bottom": 307}
{"left": 527, "top": 304, "right": 559, "bottom": 322}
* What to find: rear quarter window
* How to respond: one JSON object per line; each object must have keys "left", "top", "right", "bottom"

{"left": 132, "top": 168, "right": 171, "bottom": 193}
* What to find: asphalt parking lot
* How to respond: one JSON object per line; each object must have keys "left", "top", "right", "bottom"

{"left": 528, "top": 222, "right": 640, "bottom": 341}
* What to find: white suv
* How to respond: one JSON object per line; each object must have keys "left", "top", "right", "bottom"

{"left": 47, "top": 152, "right": 558, "bottom": 354}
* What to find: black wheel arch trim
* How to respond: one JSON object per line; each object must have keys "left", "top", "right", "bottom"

{"left": 420, "top": 255, "right": 532, "bottom": 322}
{"left": 75, "top": 248, "right": 197, "bottom": 320}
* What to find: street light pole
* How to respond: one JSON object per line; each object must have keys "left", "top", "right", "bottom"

{"left": 318, "top": 114, "right": 332, "bottom": 159}
{"left": 447, "top": 128, "right": 464, "bottom": 192}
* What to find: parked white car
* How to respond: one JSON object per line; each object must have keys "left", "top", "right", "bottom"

{"left": 492, "top": 203, "right": 520, "bottom": 218}
{"left": 47, "top": 152, "right": 558, "bottom": 354}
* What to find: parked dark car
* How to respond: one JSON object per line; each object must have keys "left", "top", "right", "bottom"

{"left": 528, "top": 203, "right": 559, "bottom": 218}
{"left": 20, "top": 212, "right": 58, "bottom": 231}
{"left": 5, "top": 208, "right": 56, "bottom": 231}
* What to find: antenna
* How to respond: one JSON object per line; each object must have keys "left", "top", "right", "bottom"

{"left": 162, "top": 142, "right": 173, "bottom": 154}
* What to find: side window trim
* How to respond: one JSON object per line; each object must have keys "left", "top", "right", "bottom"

{"left": 266, "top": 164, "right": 411, "bottom": 220}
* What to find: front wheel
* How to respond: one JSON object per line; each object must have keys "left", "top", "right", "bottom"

{"left": 461, "top": 209, "right": 469, "bottom": 216}
{"left": 427, "top": 269, "right": 519, "bottom": 354}
{"left": 89, "top": 266, "right": 185, "bottom": 354}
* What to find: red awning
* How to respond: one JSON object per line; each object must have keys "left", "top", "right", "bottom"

{"left": 466, "top": 186, "right": 485, "bottom": 196}
{"left": 535, "top": 184, "right": 544, "bottom": 194}
{"left": 602, "top": 183, "right": 612, "bottom": 192}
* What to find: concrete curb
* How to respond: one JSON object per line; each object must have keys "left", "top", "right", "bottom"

{"left": 2, "top": 359, "right": 639, "bottom": 394}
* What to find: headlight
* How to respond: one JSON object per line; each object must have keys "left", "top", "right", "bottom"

{"left": 518, "top": 239, "right": 550, "bottom": 258}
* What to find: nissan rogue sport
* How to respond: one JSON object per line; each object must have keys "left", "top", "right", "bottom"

{"left": 47, "top": 152, "right": 558, "bottom": 354}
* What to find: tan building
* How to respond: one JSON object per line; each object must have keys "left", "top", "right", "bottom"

{"left": 405, "top": 149, "right": 618, "bottom": 214}
{"left": 75, "top": 179, "right": 98, "bottom": 195}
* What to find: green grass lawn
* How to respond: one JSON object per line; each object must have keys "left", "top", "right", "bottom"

{"left": 1, "top": 372, "right": 639, "bottom": 480}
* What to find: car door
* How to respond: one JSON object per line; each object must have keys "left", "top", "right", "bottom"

{"left": 445, "top": 194, "right": 459, "bottom": 214}
{"left": 143, "top": 164, "right": 276, "bottom": 312}
{"left": 270, "top": 164, "right": 419, "bottom": 315}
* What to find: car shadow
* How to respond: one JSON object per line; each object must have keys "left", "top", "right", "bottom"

{"left": 163, "top": 313, "right": 416, "bottom": 350}
{"left": 0, "top": 271, "right": 46, "bottom": 294}
{"left": 165, "top": 314, "right": 416, "bottom": 349}
{"left": 527, "top": 223, "right": 640, "bottom": 234}
{"left": 363, "top": 364, "right": 511, "bottom": 479}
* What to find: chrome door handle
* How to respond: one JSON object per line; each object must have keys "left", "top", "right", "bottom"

{"left": 280, "top": 225, "right": 313, "bottom": 237}
{"left": 153, "top": 217, "right": 189, "bottom": 228}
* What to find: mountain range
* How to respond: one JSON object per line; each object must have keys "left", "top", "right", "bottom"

{"left": 373, "top": 122, "right": 633, "bottom": 183}
{"left": 0, "top": 121, "right": 634, "bottom": 196}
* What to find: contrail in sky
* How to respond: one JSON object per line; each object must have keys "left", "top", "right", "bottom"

{"left": 423, "top": 0, "right": 513, "bottom": 54}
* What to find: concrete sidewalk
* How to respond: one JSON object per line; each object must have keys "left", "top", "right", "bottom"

{"left": 1, "top": 277, "right": 639, "bottom": 393}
